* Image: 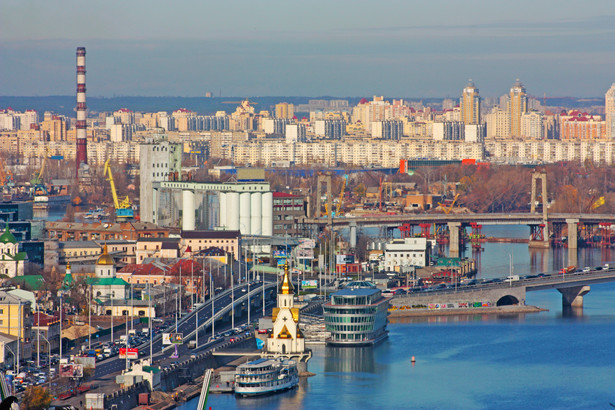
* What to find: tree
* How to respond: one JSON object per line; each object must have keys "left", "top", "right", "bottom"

{"left": 22, "top": 385, "right": 52, "bottom": 410}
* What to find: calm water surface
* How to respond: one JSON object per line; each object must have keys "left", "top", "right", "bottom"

{"left": 183, "top": 226, "right": 615, "bottom": 409}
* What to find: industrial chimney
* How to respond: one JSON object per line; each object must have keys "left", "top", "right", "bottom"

{"left": 76, "top": 47, "right": 87, "bottom": 175}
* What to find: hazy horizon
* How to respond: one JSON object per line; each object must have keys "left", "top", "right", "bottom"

{"left": 2, "top": 0, "right": 615, "bottom": 98}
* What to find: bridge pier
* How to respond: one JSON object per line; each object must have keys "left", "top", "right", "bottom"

{"left": 558, "top": 285, "right": 590, "bottom": 308}
{"left": 566, "top": 219, "right": 579, "bottom": 249}
{"left": 448, "top": 222, "right": 461, "bottom": 258}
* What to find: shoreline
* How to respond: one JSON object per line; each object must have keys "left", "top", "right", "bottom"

{"left": 388, "top": 305, "right": 547, "bottom": 318}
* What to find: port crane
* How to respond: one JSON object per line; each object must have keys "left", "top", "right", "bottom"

{"left": 104, "top": 159, "right": 134, "bottom": 219}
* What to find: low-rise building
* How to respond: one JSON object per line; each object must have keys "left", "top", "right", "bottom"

{"left": 383, "top": 238, "right": 430, "bottom": 272}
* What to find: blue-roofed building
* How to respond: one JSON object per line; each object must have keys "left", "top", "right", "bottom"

{"left": 323, "top": 281, "right": 389, "bottom": 346}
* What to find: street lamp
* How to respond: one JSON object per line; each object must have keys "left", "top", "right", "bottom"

{"left": 40, "top": 335, "right": 52, "bottom": 390}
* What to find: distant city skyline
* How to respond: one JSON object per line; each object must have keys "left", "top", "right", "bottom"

{"left": 2, "top": 0, "right": 615, "bottom": 98}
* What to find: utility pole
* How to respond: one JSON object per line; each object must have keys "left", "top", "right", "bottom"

{"left": 88, "top": 284, "right": 91, "bottom": 350}
{"left": 231, "top": 259, "right": 235, "bottom": 330}
{"left": 149, "top": 282, "right": 152, "bottom": 362}
{"left": 211, "top": 262, "right": 215, "bottom": 339}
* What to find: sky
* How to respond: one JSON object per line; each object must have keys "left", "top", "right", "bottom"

{"left": 2, "top": 0, "right": 615, "bottom": 98}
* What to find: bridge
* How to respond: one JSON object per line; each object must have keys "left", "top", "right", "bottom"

{"left": 390, "top": 267, "right": 615, "bottom": 312}
{"left": 299, "top": 212, "right": 615, "bottom": 256}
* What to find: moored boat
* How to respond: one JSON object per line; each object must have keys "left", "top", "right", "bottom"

{"left": 234, "top": 358, "right": 298, "bottom": 397}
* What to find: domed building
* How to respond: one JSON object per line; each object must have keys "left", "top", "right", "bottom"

{"left": 87, "top": 244, "right": 129, "bottom": 302}
{"left": 0, "top": 224, "right": 26, "bottom": 278}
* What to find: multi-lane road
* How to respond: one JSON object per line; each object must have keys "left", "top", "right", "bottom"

{"left": 94, "top": 281, "right": 275, "bottom": 377}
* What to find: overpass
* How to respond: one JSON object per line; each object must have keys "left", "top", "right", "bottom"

{"left": 390, "top": 267, "right": 615, "bottom": 312}
{"left": 299, "top": 212, "right": 615, "bottom": 255}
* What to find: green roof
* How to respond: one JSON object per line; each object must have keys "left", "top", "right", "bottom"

{"left": 143, "top": 365, "right": 161, "bottom": 374}
{"left": 87, "top": 277, "right": 129, "bottom": 286}
{"left": 0, "top": 224, "right": 17, "bottom": 244}
{"left": 10, "top": 275, "right": 44, "bottom": 291}
{"left": 63, "top": 272, "right": 74, "bottom": 290}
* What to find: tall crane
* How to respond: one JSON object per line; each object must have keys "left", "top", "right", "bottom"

{"left": 104, "top": 159, "right": 134, "bottom": 219}
{"left": 335, "top": 174, "right": 349, "bottom": 216}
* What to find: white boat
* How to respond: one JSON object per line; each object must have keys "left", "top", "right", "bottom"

{"left": 234, "top": 358, "right": 298, "bottom": 397}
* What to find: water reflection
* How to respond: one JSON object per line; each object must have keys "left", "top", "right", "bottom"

{"left": 324, "top": 346, "right": 375, "bottom": 374}
{"left": 235, "top": 378, "right": 306, "bottom": 409}
{"left": 390, "top": 313, "right": 528, "bottom": 325}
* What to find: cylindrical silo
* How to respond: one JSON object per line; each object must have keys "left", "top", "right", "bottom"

{"left": 261, "top": 192, "right": 273, "bottom": 236}
{"left": 250, "top": 192, "right": 262, "bottom": 235}
{"left": 239, "top": 192, "right": 251, "bottom": 235}
{"left": 228, "top": 192, "right": 240, "bottom": 231}
{"left": 182, "top": 190, "right": 196, "bottom": 231}
{"left": 219, "top": 192, "right": 227, "bottom": 228}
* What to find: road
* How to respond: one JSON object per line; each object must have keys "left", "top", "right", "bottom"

{"left": 94, "top": 281, "right": 275, "bottom": 377}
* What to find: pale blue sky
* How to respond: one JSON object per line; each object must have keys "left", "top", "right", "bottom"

{"left": 2, "top": 0, "right": 615, "bottom": 97}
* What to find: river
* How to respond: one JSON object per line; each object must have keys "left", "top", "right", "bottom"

{"left": 178, "top": 225, "right": 615, "bottom": 409}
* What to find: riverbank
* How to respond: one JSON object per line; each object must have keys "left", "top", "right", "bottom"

{"left": 388, "top": 305, "right": 546, "bottom": 319}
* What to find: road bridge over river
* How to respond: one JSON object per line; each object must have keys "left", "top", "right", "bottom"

{"left": 300, "top": 212, "right": 615, "bottom": 256}
{"left": 389, "top": 267, "right": 615, "bottom": 312}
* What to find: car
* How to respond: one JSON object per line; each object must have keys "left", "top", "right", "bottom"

{"left": 257, "top": 329, "right": 268, "bottom": 334}
{"left": 595, "top": 266, "right": 603, "bottom": 271}
{"left": 582, "top": 267, "right": 591, "bottom": 273}
{"left": 229, "top": 338, "right": 236, "bottom": 342}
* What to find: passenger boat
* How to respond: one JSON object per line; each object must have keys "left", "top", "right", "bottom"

{"left": 234, "top": 358, "right": 298, "bottom": 397}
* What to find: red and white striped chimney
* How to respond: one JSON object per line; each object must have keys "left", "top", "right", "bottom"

{"left": 76, "top": 47, "right": 88, "bottom": 174}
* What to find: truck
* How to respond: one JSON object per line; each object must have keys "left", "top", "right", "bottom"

{"left": 559, "top": 265, "right": 576, "bottom": 274}
{"left": 505, "top": 275, "right": 520, "bottom": 282}
{"left": 188, "top": 340, "right": 197, "bottom": 349}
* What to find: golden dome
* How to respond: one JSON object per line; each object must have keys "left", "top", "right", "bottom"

{"left": 280, "top": 261, "right": 294, "bottom": 295}
{"left": 96, "top": 244, "right": 115, "bottom": 266}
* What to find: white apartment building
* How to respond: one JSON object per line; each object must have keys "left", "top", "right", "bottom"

{"left": 521, "top": 111, "right": 544, "bottom": 140}
{"left": 285, "top": 124, "right": 306, "bottom": 143}
{"left": 383, "top": 238, "right": 430, "bottom": 271}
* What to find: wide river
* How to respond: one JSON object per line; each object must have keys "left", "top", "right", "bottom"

{"left": 182, "top": 225, "right": 615, "bottom": 409}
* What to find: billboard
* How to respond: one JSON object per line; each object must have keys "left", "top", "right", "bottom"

{"left": 74, "top": 356, "right": 96, "bottom": 369}
{"left": 336, "top": 254, "right": 354, "bottom": 265}
{"left": 59, "top": 364, "right": 84, "bottom": 378}
{"left": 296, "top": 248, "right": 314, "bottom": 260}
{"left": 162, "top": 333, "right": 184, "bottom": 345}
{"left": 301, "top": 280, "right": 318, "bottom": 289}
{"left": 119, "top": 348, "right": 139, "bottom": 359}
{"left": 298, "top": 239, "right": 315, "bottom": 249}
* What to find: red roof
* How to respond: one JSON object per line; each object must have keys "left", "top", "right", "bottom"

{"left": 33, "top": 312, "right": 60, "bottom": 327}
{"left": 167, "top": 259, "right": 204, "bottom": 277}
{"left": 117, "top": 108, "right": 133, "bottom": 113}
{"left": 273, "top": 192, "right": 300, "bottom": 198}
{"left": 118, "top": 263, "right": 164, "bottom": 276}
{"left": 359, "top": 98, "right": 369, "bottom": 104}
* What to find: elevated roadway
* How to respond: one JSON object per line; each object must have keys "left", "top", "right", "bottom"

{"left": 301, "top": 212, "right": 615, "bottom": 228}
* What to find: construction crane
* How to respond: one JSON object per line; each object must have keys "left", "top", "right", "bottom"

{"left": 437, "top": 193, "right": 460, "bottom": 214}
{"left": 104, "top": 159, "right": 134, "bottom": 219}
{"left": 335, "top": 174, "right": 349, "bottom": 216}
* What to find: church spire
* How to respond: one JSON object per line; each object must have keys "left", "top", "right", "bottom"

{"left": 280, "top": 260, "right": 294, "bottom": 295}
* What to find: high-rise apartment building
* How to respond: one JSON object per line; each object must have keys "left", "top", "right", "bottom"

{"left": 460, "top": 80, "right": 480, "bottom": 125}
{"left": 275, "top": 103, "right": 295, "bottom": 119}
{"left": 485, "top": 107, "right": 510, "bottom": 139}
{"left": 508, "top": 79, "right": 528, "bottom": 138}
{"left": 605, "top": 83, "right": 615, "bottom": 139}
{"left": 521, "top": 111, "right": 544, "bottom": 139}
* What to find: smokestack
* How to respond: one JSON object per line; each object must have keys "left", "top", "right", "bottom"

{"left": 76, "top": 47, "right": 87, "bottom": 175}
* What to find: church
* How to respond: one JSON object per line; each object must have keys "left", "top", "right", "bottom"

{"left": 265, "top": 262, "right": 311, "bottom": 371}
{"left": 0, "top": 224, "right": 26, "bottom": 278}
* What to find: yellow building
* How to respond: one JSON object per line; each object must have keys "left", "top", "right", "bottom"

{"left": 0, "top": 291, "right": 32, "bottom": 362}
{"left": 460, "top": 80, "right": 481, "bottom": 125}
{"left": 508, "top": 79, "right": 528, "bottom": 138}
{"left": 275, "top": 103, "right": 295, "bottom": 120}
